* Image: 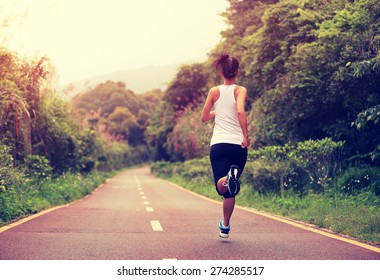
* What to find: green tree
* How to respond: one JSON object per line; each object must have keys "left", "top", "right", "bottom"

{"left": 145, "top": 101, "right": 176, "bottom": 161}
{"left": 71, "top": 81, "right": 141, "bottom": 118}
{"left": 164, "top": 63, "right": 209, "bottom": 117}
{"left": 145, "top": 63, "right": 209, "bottom": 161}
{"left": 34, "top": 96, "right": 80, "bottom": 173}
{"left": 354, "top": 104, "right": 380, "bottom": 162}
{"left": 107, "top": 106, "right": 137, "bottom": 140}
{"left": 70, "top": 80, "right": 154, "bottom": 148}
{"left": 242, "top": 0, "right": 380, "bottom": 156}
{"left": 0, "top": 48, "right": 50, "bottom": 162}
{"left": 167, "top": 106, "right": 213, "bottom": 161}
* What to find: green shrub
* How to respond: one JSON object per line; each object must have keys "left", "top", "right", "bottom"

{"left": 24, "top": 155, "right": 53, "bottom": 184}
{"left": 181, "top": 158, "right": 212, "bottom": 180}
{"left": 0, "top": 144, "right": 24, "bottom": 190}
{"left": 242, "top": 161, "right": 280, "bottom": 193}
{"left": 336, "top": 166, "right": 380, "bottom": 196}
{"left": 151, "top": 161, "right": 175, "bottom": 177}
{"left": 246, "top": 138, "right": 344, "bottom": 196}
{"left": 295, "top": 138, "right": 344, "bottom": 190}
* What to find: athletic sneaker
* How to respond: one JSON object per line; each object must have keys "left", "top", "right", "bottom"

{"left": 226, "top": 165, "right": 240, "bottom": 196}
{"left": 219, "top": 219, "right": 230, "bottom": 238}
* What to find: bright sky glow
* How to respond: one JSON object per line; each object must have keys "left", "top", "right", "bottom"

{"left": 1, "top": 0, "right": 228, "bottom": 85}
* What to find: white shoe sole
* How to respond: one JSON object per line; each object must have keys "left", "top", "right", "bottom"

{"left": 219, "top": 232, "right": 229, "bottom": 238}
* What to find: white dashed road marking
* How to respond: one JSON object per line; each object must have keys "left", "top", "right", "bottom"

{"left": 135, "top": 172, "right": 160, "bottom": 231}
{"left": 151, "top": 220, "right": 163, "bottom": 231}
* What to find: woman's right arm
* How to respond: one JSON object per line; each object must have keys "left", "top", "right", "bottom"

{"left": 201, "top": 88, "right": 216, "bottom": 122}
{"left": 236, "top": 86, "right": 250, "bottom": 148}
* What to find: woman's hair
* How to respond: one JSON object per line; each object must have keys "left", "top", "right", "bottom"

{"left": 212, "top": 54, "right": 239, "bottom": 80}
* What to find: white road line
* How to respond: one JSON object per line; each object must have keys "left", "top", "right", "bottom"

{"left": 139, "top": 191, "right": 144, "bottom": 195}
{"left": 151, "top": 220, "right": 163, "bottom": 231}
{"left": 134, "top": 172, "right": 142, "bottom": 189}
{"left": 142, "top": 196, "right": 147, "bottom": 200}
{"left": 146, "top": 207, "right": 154, "bottom": 212}
{"left": 143, "top": 201, "right": 150, "bottom": 205}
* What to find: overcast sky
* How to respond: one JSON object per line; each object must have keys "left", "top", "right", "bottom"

{"left": 1, "top": 0, "right": 228, "bottom": 85}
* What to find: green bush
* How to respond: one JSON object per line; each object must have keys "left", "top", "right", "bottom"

{"left": 151, "top": 161, "right": 175, "bottom": 177}
{"left": 295, "top": 138, "right": 344, "bottom": 190}
{"left": 246, "top": 138, "right": 344, "bottom": 196}
{"left": 180, "top": 158, "right": 212, "bottom": 179}
{"left": 0, "top": 144, "right": 24, "bottom": 191}
{"left": 151, "top": 157, "right": 214, "bottom": 186}
{"left": 24, "top": 155, "right": 53, "bottom": 184}
{"left": 242, "top": 161, "right": 280, "bottom": 193}
{"left": 336, "top": 166, "right": 380, "bottom": 196}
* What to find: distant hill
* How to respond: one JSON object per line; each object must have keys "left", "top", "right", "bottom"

{"left": 60, "top": 57, "right": 206, "bottom": 100}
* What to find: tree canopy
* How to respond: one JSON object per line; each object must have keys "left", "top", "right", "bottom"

{"left": 144, "top": 0, "right": 380, "bottom": 166}
{"left": 2, "top": 0, "right": 379, "bottom": 175}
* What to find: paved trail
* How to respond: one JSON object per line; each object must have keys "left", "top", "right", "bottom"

{"left": 0, "top": 166, "right": 379, "bottom": 260}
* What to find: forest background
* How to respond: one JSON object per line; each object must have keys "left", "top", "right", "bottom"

{"left": 1, "top": 0, "right": 380, "bottom": 244}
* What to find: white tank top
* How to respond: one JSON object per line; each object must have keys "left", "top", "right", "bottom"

{"left": 210, "top": 84, "right": 244, "bottom": 146}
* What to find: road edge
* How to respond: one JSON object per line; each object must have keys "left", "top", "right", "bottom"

{"left": 0, "top": 183, "right": 105, "bottom": 234}
{"left": 164, "top": 179, "right": 380, "bottom": 254}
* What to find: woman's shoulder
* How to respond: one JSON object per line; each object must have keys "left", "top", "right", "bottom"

{"left": 208, "top": 86, "right": 221, "bottom": 103}
{"left": 234, "top": 85, "right": 247, "bottom": 97}
{"left": 209, "top": 86, "right": 220, "bottom": 95}
{"left": 235, "top": 85, "right": 247, "bottom": 92}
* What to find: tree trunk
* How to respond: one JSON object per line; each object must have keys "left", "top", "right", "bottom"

{"left": 22, "top": 110, "right": 32, "bottom": 155}
{"left": 280, "top": 175, "right": 285, "bottom": 198}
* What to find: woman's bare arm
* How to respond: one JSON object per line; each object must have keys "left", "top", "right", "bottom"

{"left": 236, "top": 86, "right": 250, "bottom": 148}
{"left": 201, "top": 87, "right": 218, "bottom": 122}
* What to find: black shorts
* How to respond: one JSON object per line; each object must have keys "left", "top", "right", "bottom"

{"left": 209, "top": 143, "right": 248, "bottom": 197}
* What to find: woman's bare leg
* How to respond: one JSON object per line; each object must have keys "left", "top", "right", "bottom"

{"left": 217, "top": 177, "right": 235, "bottom": 226}
{"left": 222, "top": 197, "right": 235, "bottom": 226}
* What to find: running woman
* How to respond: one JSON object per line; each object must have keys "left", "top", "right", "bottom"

{"left": 201, "top": 54, "right": 250, "bottom": 238}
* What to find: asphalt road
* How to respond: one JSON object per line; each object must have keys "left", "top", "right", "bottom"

{"left": 0, "top": 166, "right": 379, "bottom": 260}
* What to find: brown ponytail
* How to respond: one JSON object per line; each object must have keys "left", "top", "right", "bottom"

{"left": 212, "top": 54, "right": 239, "bottom": 79}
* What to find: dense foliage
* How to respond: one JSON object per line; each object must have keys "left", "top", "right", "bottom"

{"left": 146, "top": 0, "right": 380, "bottom": 202}
{"left": 0, "top": 50, "right": 159, "bottom": 224}
{"left": 70, "top": 81, "right": 162, "bottom": 146}
{"left": 144, "top": 0, "right": 380, "bottom": 166}
{"left": 0, "top": 49, "right": 119, "bottom": 226}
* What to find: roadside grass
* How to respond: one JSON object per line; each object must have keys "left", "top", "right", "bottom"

{"left": 0, "top": 171, "right": 116, "bottom": 227}
{"left": 237, "top": 188, "right": 380, "bottom": 244}
{"left": 154, "top": 171, "right": 380, "bottom": 245}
